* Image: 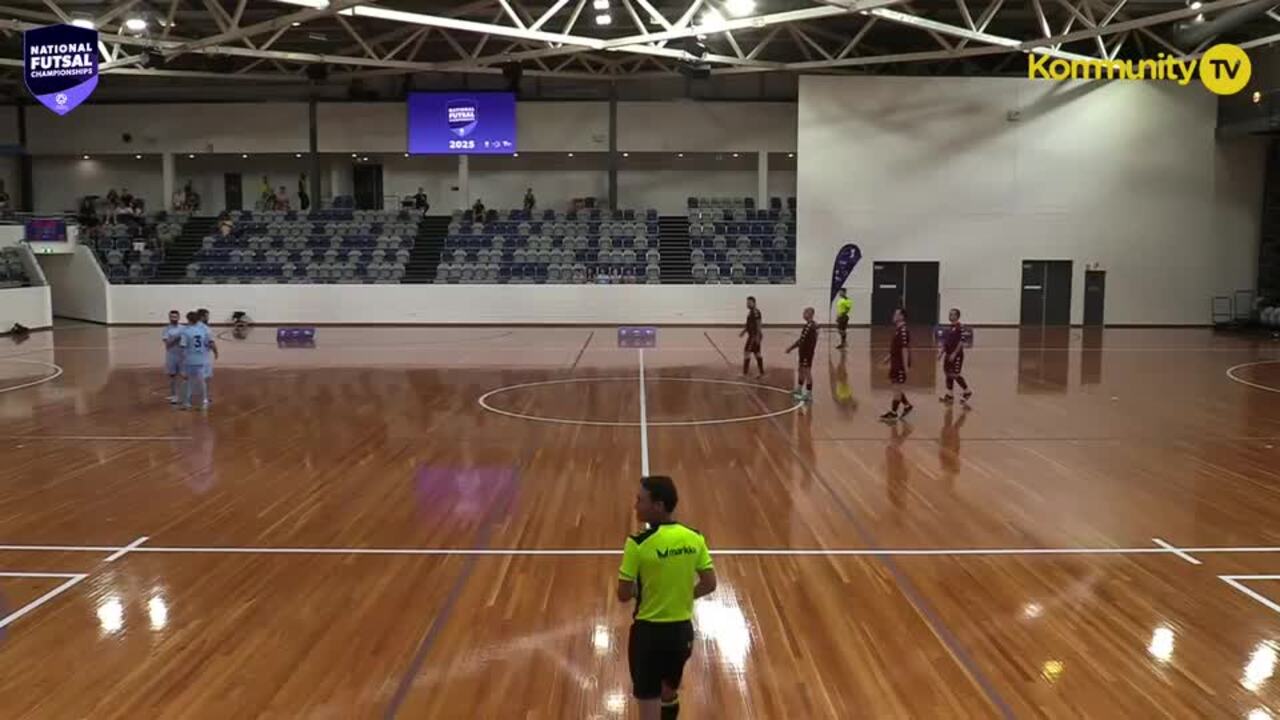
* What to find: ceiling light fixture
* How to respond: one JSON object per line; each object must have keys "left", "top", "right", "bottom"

{"left": 568, "top": 152, "right": 575, "bottom": 157}
{"left": 291, "top": 21, "right": 302, "bottom": 26}
{"left": 677, "top": 152, "right": 684, "bottom": 157}
{"left": 513, "top": 152, "right": 519, "bottom": 157}
{"left": 82, "top": 154, "right": 90, "bottom": 160}
{"left": 724, "top": 0, "right": 756, "bottom": 17}
{"left": 732, "top": 152, "right": 739, "bottom": 157}
{"left": 135, "top": 154, "right": 142, "bottom": 159}
{"left": 595, "top": 13, "right": 611, "bottom": 25}
{"left": 188, "top": 154, "right": 195, "bottom": 158}
{"left": 295, "top": 153, "right": 303, "bottom": 158}
{"left": 622, "top": 152, "right": 629, "bottom": 157}
{"left": 404, "top": 153, "right": 410, "bottom": 157}
{"left": 700, "top": 8, "right": 725, "bottom": 27}
{"left": 242, "top": 153, "right": 249, "bottom": 158}
{"left": 124, "top": 17, "right": 147, "bottom": 31}
{"left": 593, "top": 0, "right": 609, "bottom": 9}
{"left": 70, "top": 18, "right": 95, "bottom": 29}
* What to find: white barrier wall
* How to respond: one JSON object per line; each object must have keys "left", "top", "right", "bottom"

{"left": 106, "top": 283, "right": 822, "bottom": 325}
{"left": 797, "top": 76, "right": 1264, "bottom": 325}
{"left": 0, "top": 287, "right": 52, "bottom": 331}
{"left": 38, "top": 246, "right": 110, "bottom": 324}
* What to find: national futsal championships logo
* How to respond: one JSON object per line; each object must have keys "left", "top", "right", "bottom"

{"left": 447, "top": 99, "right": 479, "bottom": 138}
{"left": 1028, "top": 43, "right": 1251, "bottom": 96}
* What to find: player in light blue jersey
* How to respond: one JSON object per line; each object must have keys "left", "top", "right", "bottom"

{"left": 179, "top": 310, "right": 217, "bottom": 410}
{"left": 162, "top": 309, "right": 184, "bottom": 404}
{"left": 197, "top": 308, "right": 217, "bottom": 405}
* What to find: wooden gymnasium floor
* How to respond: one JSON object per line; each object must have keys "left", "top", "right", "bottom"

{"left": 0, "top": 322, "right": 1279, "bottom": 719}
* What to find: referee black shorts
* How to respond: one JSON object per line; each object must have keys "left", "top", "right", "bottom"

{"left": 628, "top": 620, "right": 694, "bottom": 700}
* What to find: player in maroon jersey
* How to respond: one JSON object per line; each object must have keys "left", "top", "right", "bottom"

{"left": 880, "top": 307, "right": 913, "bottom": 422}
{"left": 785, "top": 307, "right": 818, "bottom": 401}
{"left": 739, "top": 296, "right": 764, "bottom": 377}
{"left": 939, "top": 307, "right": 972, "bottom": 404}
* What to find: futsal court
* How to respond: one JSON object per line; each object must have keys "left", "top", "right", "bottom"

{"left": 0, "top": 322, "right": 1275, "bottom": 718}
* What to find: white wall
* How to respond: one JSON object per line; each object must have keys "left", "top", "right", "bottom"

{"left": 107, "top": 282, "right": 815, "bottom": 325}
{"left": 28, "top": 103, "right": 308, "bottom": 155}
{"left": 0, "top": 287, "right": 52, "bottom": 331}
{"left": 38, "top": 246, "right": 110, "bottom": 323}
{"left": 797, "top": 76, "right": 1264, "bottom": 325}
{"left": 618, "top": 102, "right": 796, "bottom": 152}
{"left": 32, "top": 101, "right": 789, "bottom": 155}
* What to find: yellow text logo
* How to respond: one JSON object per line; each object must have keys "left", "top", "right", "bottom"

{"left": 1027, "top": 44, "right": 1251, "bottom": 96}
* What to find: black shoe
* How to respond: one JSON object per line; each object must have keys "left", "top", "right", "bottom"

{"left": 899, "top": 404, "right": 914, "bottom": 419}
{"left": 940, "top": 394, "right": 954, "bottom": 404}
{"left": 879, "top": 411, "right": 898, "bottom": 423}
{"left": 961, "top": 391, "right": 973, "bottom": 404}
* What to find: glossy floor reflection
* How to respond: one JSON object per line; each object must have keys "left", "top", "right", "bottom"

{"left": 0, "top": 324, "right": 1278, "bottom": 718}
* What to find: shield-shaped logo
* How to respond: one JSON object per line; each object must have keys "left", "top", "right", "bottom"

{"left": 447, "top": 98, "right": 479, "bottom": 138}
{"left": 24, "top": 24, "right": 99, "bottom": 115}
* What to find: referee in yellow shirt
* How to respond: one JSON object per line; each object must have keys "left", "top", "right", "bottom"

{"left": 617, "top": 476, "right": 717, "bottom": 720}
{"left": 835, "top": 287, "right": 852, "bottom": 349}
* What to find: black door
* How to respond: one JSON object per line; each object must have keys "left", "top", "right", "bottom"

{"left": 1021, "top": 260, "right": 1073, "bottom": 325}
{"left": 904, "top": 262, "right": 939, "bottom": 326}
{"left": 224, "top": 173, "right": 242, "bottom": 212}
{"left": 870, "top": 261, "right": 939, "bottom": 326}
{"left": 1045, "top": 261, "right": 1072, "bottom": 325}
{"left": 870, "top": 262, "right": 904, "bottom": 327}
{"left": 1083, "top": 270, "right": 1106, "bottom": 326}
{"left": 353, "top": 163, "right": 384, "bottom": 210}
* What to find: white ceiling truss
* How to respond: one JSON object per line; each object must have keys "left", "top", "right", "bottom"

{"left": 0, "top": 0, "right": 1276, "bottom": 85}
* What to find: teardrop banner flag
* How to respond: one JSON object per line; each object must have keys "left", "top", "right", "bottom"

{"left": 24, "top": 24, "right": 99, "bottom": 115}
{"left": 829, "top": 243, "right": 862, "bottom": 304}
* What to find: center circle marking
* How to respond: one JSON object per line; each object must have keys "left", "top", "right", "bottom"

{"left": 478, "top": 376, "right": 804, "bottom": 427}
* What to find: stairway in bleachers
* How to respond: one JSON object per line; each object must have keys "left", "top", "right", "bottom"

{"left": 658, "top": 216, "right": 692, "bottom": 284}
{"left": 404, "top": 215, "right": 450, "bottom": 284}
{"left": 155, "top": 216, "right": 218, "bottom": 284}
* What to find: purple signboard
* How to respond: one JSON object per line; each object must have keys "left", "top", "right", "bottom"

{"left": 407, "top": 92, "right": 517, "bottom": 155}
{"left": 23, "top": 24, "right": 98, "bottom": 115}
{"left": 25, "top": 218, "right": 66, "bottom": 242}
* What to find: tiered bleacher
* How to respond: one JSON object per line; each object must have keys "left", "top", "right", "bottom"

{"left": 86, "top": 214, "right": 180, "bottom": 283}
{"left": 189, "top": 209, "right": 416, "bottom": 284}
{"left": 687, "top": 196, "right": 796, "bottom": 284}
{"left": 437, "top": 208, "right": 661, "bottom": 284}
{"left": 0, "top": 247, "right": 29, "bottom": 288}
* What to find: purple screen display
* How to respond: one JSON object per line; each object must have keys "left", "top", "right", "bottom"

{"left": 407, "top": 92, "right": 517, "bottom": 155}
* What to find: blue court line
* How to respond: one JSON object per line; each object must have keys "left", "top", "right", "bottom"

{"left": 382, "top": 458, "right": 527, "bottom": 719}
{"left": 702, "top": 332, "right": 1017, "bottom": 720}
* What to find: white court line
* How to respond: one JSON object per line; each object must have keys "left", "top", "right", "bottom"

{"left": 1153, "top": 537, "right": 1202, "bottom": 565}
{"left": 638, "top": 348, "right": 650, "bottom": 476}
{"left": 477, "top": 375, "right": 803, "bottom": 428}
{"left": 103, "top": 536, "right": 149, "bottom": 563}
{"left": 0, "top": 573, "right": 88, "bottom": 631}
{"left": 0, "top": 436, "right": 192, "bottom": 442}
{"left": 0, "top": 359, "right": 63, "bottom": 395}
{"left": 0, "top": 543, "right": 1277, "bottom": 557}
{"left": 1220, "top": 575, "right": 1280, "bottom": 615}
{"left": 1226, "top": 360, "right": 1280, "bottom": 394}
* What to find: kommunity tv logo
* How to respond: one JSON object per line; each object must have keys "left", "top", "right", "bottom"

{"left": 1027, "top": 43, "right": 1251, "bottom": 95}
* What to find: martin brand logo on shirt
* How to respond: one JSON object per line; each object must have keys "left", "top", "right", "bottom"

{"left": 657, "top": 546, "right": 698, "bottom": 559}
{"left": 447, "top": 99, "right": 479, "bottom": 138}
{"left": 24, "top": 24, "right": 98, "bottom": 115}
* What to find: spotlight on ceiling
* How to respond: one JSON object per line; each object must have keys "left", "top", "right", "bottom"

{"left": 70, "top": 17, "right": 95, "bottom": 29}
{"left": 595, "top": 13, "right": 611, "bottom": 25}
{"left": 700, "top": 8, "right": 725, "bottom": 26}
{"left": 242, "top": 153, "right": 249, "bottom": 158}
{"left": 725, "top": 0, "right": 756, "bottom": 17}
{"left": 188, "top": 153, "right": 195, "bottom": 159}
{"left": 124, "top": 16, "right": 147, "bottom": 32}
{"left": 593, "top": 0, "right": 609, "bottom": 9}
{"left": 134, "top": 154, "right": 142, "bottom": 159}
{"left": 82, "top": 154, "right": 90, "bottom": 160}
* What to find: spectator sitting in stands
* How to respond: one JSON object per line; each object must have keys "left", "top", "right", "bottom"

{"left": 0, "top": 182, "right": 10, "bottom": 213}
{"left": 523, "top": 188, "right": 535, "bottom": 213}
{"left": 414, "top": 187, "right": 430, "bottom": 216}
{"left": 275, "top": 185, "right": 291, "bottom": 211}
{"left": 171, "top": 188, "right": 186, "bottom": 212}
{"left": 471, "top": 197, "right": 485, "bottom": 218}
{"left": 260, "top": 176, "right": 272, "bottom": 209}
{"left": 105, "top": 189, "right": 120, "bottom": 223}
{"left": 121, "top": 187, "right": 134, "bottom": 209}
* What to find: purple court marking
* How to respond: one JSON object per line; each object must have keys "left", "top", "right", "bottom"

{"left": 386, "top": 463, "right": 525, "bottom": 719}
{"left": 703, "top": 332, "right": 1016, "bottom": 720}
